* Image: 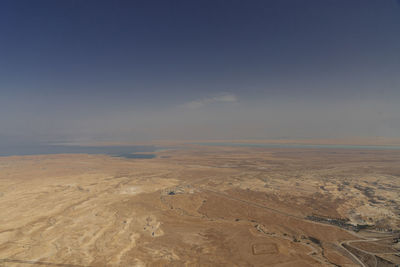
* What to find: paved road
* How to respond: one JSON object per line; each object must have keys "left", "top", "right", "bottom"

{"left": 202, "top": 187, "right": 399, "bottom": 267}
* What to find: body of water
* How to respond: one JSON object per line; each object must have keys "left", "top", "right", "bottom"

{"left": 0, "top": 145, "right": 158, "bottom": 157}
{"left": 115, "top": 153, "right": 156, "bottom": 159}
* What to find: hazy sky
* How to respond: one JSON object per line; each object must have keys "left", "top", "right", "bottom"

{"left": 1, "top": 0, "right": 400, "bottom": 144}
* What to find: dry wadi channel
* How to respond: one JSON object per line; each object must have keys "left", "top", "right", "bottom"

{"left": 0, "top": 145, "right": 399, "bottom": 266}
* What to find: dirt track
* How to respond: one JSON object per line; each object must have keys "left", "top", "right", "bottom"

{"left": 1, "top": 146, "right": 399, "bottom": 266}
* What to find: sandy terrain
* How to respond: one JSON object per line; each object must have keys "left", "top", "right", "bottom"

{"left": 0, "top": 145, "right": 399, "bottom": 266}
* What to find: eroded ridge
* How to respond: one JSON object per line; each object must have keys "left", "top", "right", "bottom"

{"left": 0, "top": 146, "right": 399, "bottom": 266}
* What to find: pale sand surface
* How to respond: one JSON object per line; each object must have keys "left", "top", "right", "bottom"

{"left": 0, "top": 145, "right": 399, "bottom": 266}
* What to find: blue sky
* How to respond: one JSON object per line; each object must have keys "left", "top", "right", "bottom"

{"left": 1, "top": 0, "right": 399, "bottom": 143}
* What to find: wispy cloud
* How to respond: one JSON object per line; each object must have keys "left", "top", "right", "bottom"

{"left": 180, "top": 93, "right": 238, "bottom": 109}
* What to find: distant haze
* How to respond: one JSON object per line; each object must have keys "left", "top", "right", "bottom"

{"left": 1, "top": 0, "right": 399, "bottom": 145}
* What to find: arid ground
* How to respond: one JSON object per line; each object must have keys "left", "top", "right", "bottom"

{"left": 0, "top": 145, "right": 399, "bottom": 266}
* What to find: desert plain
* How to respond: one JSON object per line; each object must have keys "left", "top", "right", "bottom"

{"left": 0, "top": 144, "right": 399, "bottom": 266}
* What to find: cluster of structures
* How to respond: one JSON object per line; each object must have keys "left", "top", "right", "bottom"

{"left": 306, "top": 214, "right": 370, "bottom": 232}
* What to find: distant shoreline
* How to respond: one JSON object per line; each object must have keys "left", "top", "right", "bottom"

{"left": 194, "top": 142, "right": 400, "bottom": 150}
{"left": 0, "top": 145, "right": 158, "bottom": 157}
